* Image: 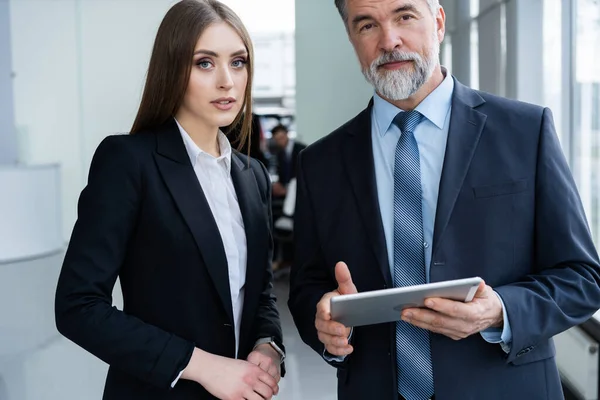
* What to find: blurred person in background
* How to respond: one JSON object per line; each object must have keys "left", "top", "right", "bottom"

{"left": 270, "top": 124, "right": 305, "bottom": 199}
{"left": 225, "top": 110, "right": 269, "bottom": 168}
{"left": 54, "top": 1, "right": 285, "bottom": 399}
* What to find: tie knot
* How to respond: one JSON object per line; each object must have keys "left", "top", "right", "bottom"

{"left": 393, "top": 110, "right": 423, "bottom": 134}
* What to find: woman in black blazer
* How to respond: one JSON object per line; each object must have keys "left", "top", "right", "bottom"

{"left": 54, "top": 1, "right": 284, "bottom": 399}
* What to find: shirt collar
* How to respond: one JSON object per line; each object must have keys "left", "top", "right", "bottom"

{"left": 373, "top": 66, "right": 454, "bottom": 136}
{"left": 286, "top": 138, "right": 294, "bottom": 155}
{"left": 175, "top": 118, "right": 232, "bottom": 172}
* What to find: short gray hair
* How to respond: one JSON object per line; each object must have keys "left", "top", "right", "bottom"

{"left": 334, "top": 0, "right": 440, "bottom": 25}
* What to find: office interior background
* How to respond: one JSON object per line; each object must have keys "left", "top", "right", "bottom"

{"left": 1, "top": 0, "right": 599, "bottom": 398}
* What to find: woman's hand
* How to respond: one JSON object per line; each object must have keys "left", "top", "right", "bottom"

{"left": 182, "top": 348, "right": 279, "bottom": 400}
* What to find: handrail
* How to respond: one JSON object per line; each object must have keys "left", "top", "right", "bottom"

{"left": 0, "top": 247, "right": 64, "bottom": 265}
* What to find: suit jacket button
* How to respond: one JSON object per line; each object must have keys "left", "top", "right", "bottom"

{"left": 517, "top": 347, "right": 532, "bottom": 357}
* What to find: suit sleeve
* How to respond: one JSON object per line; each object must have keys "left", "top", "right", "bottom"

{"left": 495, "top": 108, "right": 600, "bottom": 363}
{"left": 288, "top": 151, "right": 349, "bottom": 368}
{"left": 253, "top": 160, "right": 286, "bottom": 375}
{"left": 54, "top": 136, "right": 194, "bottom": 389}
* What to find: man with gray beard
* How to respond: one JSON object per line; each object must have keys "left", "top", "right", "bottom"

{"left": 288, "top": 0, "right": 600, "bottom": 399}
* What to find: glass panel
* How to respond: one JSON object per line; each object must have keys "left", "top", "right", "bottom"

{"left": 574, "top": 0, "right": 600, "bottom": 244}
{"left": 441, "top": 34, "right": 453, "bottom": 73}
{"left": 470, "top": 20, "right": 479, "bottom": 90}
{"left": 470, "top": 0, "right": 480, "bottom": 18}
{"left": 542, "top": 0, "right": 564, "bottom": 145}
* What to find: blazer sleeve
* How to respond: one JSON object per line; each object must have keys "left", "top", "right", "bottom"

{"left": 287, "top": 151, "right": 349, "bottom": 368}
{"left": 495, "top": 108, "right": 600, "bottom": 363}
{"left": 54, "top": 136, "right": 194, "bottom": 389}
{"left": 252, "top": 159, "right": 286, "bottom": 371}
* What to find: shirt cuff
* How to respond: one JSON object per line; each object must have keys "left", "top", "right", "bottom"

{"left": 322, "top": 327, "right": 354, "bottom": 362}
{"left": 480, "top": 291, "right": 512, "bottom": 353}
{"left": 171, "top": 370, "right": 184, "bottom": 388}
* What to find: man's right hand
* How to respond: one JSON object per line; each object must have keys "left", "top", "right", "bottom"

{"left": 315, "top": 261, "right": 357, "bottom": 356}
{"left": 182, "top": 348, "right": 279, "bottom": 400}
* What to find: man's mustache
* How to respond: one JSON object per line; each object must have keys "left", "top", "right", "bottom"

{"left": 374, "top": 51, "right": 419, "bottom": 68}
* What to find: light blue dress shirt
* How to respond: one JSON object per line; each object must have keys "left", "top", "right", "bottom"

{"left": 324, "top": 71, "right": 511, "bottom": 363}
{"left": 371, "top": 71, "right": 511, "bottom": 350}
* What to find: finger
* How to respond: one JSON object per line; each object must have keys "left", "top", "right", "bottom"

{"left": 252, "top": 380, "right": 274, "bottom": 400}
{"left": 316, "top": 293, "right": 335, "bottom": 319}
{"left": 405, "top": 318, "right": 466, "bottom": 340}
{"left": 317, "top": 330, "right": 350, "bottom": 347}
{"left": 248, "top": 352, "right": 274, "bottom": 374}
{"left": 258, "top": 356, "right": 271, "bottom": 371}
{"left": 335, "top": 262, "right": 358, "bottom": 295}
{"left": 402, "top": 310, "right": 472, "bottom": 337}
{"left": 315, "top": 319, "right": 349, "bottom": 337}
{"left": 268, "top": 364, "right": 280, "bottom": 382}
{"left": 247, "top": 351, "right": 262, "bottom": 366}
{"left": 243, "top": 389, "right": 265, "bottom": 400}
{"left": 423, "top": 297, "right": 471, "bottom": 319}
{"left": 325, "top": 343, "right": 354, "bottom": 356}
{"left": 473, "top": 281, "right": 487, "bottom": 298}
{"left": 257, "top": 370, "right": 278, "bottom": 393}
{"left": 316, "top": 303, "right": 332, "bottom": 321}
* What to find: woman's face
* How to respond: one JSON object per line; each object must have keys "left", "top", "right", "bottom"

{"left": 177, "top": 22, "right": 249, "bottom": 131}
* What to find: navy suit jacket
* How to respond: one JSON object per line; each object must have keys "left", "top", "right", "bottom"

{"left": 288, "top": 79, "right": 600, "bottom": 400}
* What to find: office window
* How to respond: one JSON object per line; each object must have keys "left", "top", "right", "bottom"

{"left": 470, "top": 20, "right": 479, "bottom": 90}
{"left": 441, "top": 34, "right": 453, "bottom": 73}
{"left": 542, "top": 0, "right": 563, "bottom": 144}
{"left": 574, "top": 0, "right": 600, "bottom": 243}
{"left": 593, "top": 83, "right": 600, "bottom": 131}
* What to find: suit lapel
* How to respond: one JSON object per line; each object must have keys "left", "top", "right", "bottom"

{"left": 153, "top": 119, "right": 234, "bottom": 324}
{"left": 432, "top": 80, "right": 487, "bottom": 255}
{"left": 342, "top": 101, "right": 393, "bottom": 286}
{"left": 229, "top": 153, "right": 266, "bottom": 344}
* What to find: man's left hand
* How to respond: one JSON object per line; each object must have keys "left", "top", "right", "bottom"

{"left": 247, "top": 344, "right": 282, "bottom": 383}
{"left": 401, "top": 281, "right": 503, "bottom": 340}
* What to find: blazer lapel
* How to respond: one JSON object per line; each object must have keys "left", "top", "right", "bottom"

{"left": 342, "top": 100, "right": 393, "bottom": 286}
{"left": 153, "top": 119, "right": 234, "bottom": 324}
{"left": 229, "top": 153, "right": 266, "bottom": 344}
{"left": 432, "top": 79, "right": 487, "bottom": 255}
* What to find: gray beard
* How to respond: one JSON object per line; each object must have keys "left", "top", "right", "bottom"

{"left": 362, "top": 42, "right": 439, "bottom": 101}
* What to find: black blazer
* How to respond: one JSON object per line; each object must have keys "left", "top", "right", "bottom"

{"left": 276, "top": 141, "right": 306, "bottom": 186}
{"left": 289, "top": 79, "right": 600, "bottom": 400}
{"left": 55, "top": 118, "right": 284, "bottom": 400}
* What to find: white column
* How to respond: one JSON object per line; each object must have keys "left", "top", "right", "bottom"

{"left": 506, "top": 0, "right": 544, "bottom": 104}
{"left": 295, "top": 0, "right": 373, "bottom": 144}
{"left": 0, "top": 1, "right": 17, "bottom": 164}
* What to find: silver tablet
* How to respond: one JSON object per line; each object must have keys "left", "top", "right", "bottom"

{"left": 330, "top": 277, "right": 483, "bottom": 327}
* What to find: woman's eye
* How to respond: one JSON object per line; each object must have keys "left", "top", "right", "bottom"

{"left": 197, "top": 60, "right": 212, "bottom": 69}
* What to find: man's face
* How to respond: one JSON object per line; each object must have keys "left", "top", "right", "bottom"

{"left": 272, "top": 130, "right": 289, "bottom": 149}
{"left": 345, "top": 0, "right": 445, "bottom": 101}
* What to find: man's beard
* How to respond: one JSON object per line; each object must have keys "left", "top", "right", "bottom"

{"left": 362, "top": 39, "right": 440, "bottom": 101}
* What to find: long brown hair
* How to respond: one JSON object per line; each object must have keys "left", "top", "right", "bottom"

{"left": 131, "top": 0, "right": 254, "bottom": 152}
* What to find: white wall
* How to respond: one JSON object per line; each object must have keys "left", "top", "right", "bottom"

{"left": 10, "top": 0, "right": 174, "bottom": 241}
{"left": 10, "top": 0, "right": 81, "bottom": 241}
{"left": 295, "top": 0, "right": 373, "bottom": 144}
{"left": 7, "top": 1, "right": 170, "bottom": 399}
